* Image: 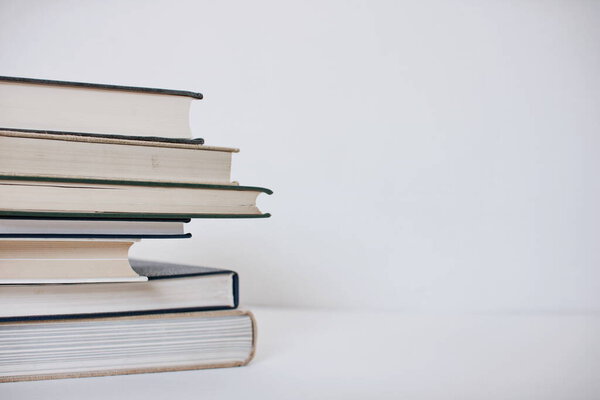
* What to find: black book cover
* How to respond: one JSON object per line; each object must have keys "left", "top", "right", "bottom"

{"left": 0, "top": 76, "right": 203, "bottom": 99}
{"left": 0, "top": 216, "right": 191, "bottom": 222}
{"left": 1, "top": 127, "right": 205, "bottom": 145}
{"left": 130, "top": 259, "right": 239, "bottom": 308}
{"left": 132, "top": 259, "right": 236, "bottom": 310}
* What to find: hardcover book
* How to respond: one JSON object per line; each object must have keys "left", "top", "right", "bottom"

{"left": 0, "top": 309, "right": 255, "bottom": 382}
{"left": 0, "top": 176, "right": 272, "bottom": 219}
{"left": 0, "top": 76, "right": 203, "bottom": 140}
{"left": 0, "top": 129, "right": 236, "bottom": 185}
{"left": 0, "top": 260, "right": 239, "bottom": 318}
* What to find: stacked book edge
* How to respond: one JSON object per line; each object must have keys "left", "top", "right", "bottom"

{"left": 0, "top": 76, "right": 269, "bottom": 381}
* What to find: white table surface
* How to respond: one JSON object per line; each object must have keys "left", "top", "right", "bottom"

{"left": 2, "top": 306, "right": 599, "bottom": 400}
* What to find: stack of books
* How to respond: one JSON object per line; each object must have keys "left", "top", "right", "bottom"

{"left": 0, "top": 76, "right": 271, "bottom": 382}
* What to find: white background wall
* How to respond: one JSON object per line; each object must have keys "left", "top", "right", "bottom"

{"left": 1, "top": 0, "right": 599, "bottom": 312}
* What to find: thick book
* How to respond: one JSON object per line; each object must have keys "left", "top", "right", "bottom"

{"left": 0, "top": 176, "right": 272, "bottom": 219}
{"left": 0, "top": 309, "right": 255, "bottom": 382}
{"left": 0, "top": 260, "right": 239, "bottom": 319}
{"left": 0, "top": 129, "right": 236, "bottom": 185}
{"left": 0, "top": 76, "right": 203, "bottom": 140}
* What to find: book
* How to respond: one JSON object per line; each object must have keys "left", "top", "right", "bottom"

{"left": 0, "top": 260, "right": 239, "bottom": 319}
{"left": 0, "top": 217, "right": 190, "bottom": 238}
{"left": 0, "top": 130, "right": 236, "bottom": 184}
{"left": 0, "top": 309, "right": 255, "bottom": 382}
{"left": 0, "top": 240, "right": 145, "bottom": 283}
{"left": 0, "top": 76, "right": 203, "bottom": 139}
{"left": 0, "top": 76, "right": 264, "bottom": 381}
{"left": 0, "top": 176, "right": 272, "bottom": 218}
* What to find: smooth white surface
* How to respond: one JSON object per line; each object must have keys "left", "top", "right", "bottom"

{"left": 1, "top": 306, "right": 599, "bottom": 399}
{"left": 2, "top": 0, "right": 598, "bottom": 312}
